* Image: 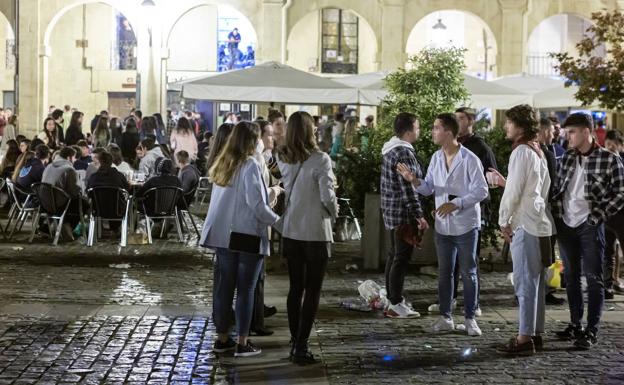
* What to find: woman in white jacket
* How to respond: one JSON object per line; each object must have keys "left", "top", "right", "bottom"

{"left": 277, "top": 111, "right": 338, "bottom": 365}
{"left": 200, "top": 121, "right": 279, "bottom": 358}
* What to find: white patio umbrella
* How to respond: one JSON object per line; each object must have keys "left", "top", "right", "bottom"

{"left": 180, "top": 61, "right": 359, "bottom": 105}
{"left": 490, "top": 74, "right": 588, "bottom": 109}
{"left": 333, "top": 72, "right": 529, "bottom": 108}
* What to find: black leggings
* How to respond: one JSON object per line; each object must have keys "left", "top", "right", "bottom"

{"left": 283, "top": 238, "right": 329, "bottom": 350}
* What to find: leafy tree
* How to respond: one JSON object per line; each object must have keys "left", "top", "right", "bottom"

{"left": 552, "top": 10, "right": 624, "bottom": 110}
{"left": 336, "top": 47, "right": 469, "bottom": 219}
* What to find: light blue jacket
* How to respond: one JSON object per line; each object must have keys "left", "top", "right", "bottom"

{"left": 200, "top": 157, "right": 279, "bottom": 255}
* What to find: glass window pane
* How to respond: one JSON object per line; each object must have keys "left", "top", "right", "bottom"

{"left": 323, "top": 9, "right": 339, "bottom": 23}
{"left": 342, "top": 11, "right": 357, "bottom": 23}
{"left": 343, "top": 36, "right": 358, "bottom": 49}
{"left": 322, "top": 23, "right": 339, "bottom": 36}
{"left": 342, "top": 23, "right": 357, "bottom": 37}
{"left": 322, "top": 36, "right": 339, "bottom": 49}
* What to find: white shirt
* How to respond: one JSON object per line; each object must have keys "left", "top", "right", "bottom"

{"left": 562, "top": 156, "right": 591, "bottom": 228}
{"left": 416, "top": 146, "right": 489, "bottom": 236}
{"left": 499, "top": 145, "right": 553, "bottom": 237}
{"left": 113, "top": 161, "right": 133, "bottom": 175}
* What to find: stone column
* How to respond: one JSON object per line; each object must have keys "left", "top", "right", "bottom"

{"left": 136, "top": 10, "right": 162, "bottom": 116}
{"left": 258, "top": 0, "right": 283, "bottom": 64}
{"left": 498, "top": 0, "right": 529, "bottom": 75}
{"left": 379, "top": 0, "right": 406, "bottom": 71}
{"left": 17, "top": 0, "right": 41, "bottom": 137}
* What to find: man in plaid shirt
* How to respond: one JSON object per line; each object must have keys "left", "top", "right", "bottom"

{"left": 380, "top": 112, "right": 429, "bottom": 318}
{"left": 551, "top": 112, "right": 624, "bottom": 350}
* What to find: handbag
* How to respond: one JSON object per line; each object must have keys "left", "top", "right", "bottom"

{"left": 228, "top": 164, "right": 262, "bottom": 254}
{"left": 395, "top": 223, "right": 424, "bottom": 248}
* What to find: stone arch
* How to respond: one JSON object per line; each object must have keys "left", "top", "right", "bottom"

{"left": 43, "top": 0, "right": 140, "bottom": 48}
{"left": 406, "top": 9, "right": 499, "bottom": 78}
{"left": 286, "top": 7, "right": 379, "bottom": 73}
{"left": 286, "top": 0, "right": 381, "bottom": 53}
{"left": 527, "top": 13, "right": 604, "bottom": 76}
{"left": 164, "top": 1, "right": 259, "bottom": 49}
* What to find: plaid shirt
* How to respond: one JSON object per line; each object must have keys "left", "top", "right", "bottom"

{"left": 380, "top": 142, "right": 424, "bottom": 229}
{"left": 551, "top": 145, "right": 624, "bottom": 226}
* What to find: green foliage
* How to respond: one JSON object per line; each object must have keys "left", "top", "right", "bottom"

{"left": 475, "top": 124, "right": 512, "bottom": 249}
{"left": 551, "top": 10, "right": 624, "bottom": 111}
{"left": 336, "top": 47, "right": 469, "bottom": 219}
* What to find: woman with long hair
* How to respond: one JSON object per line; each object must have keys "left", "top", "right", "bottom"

{"left": 153, "top": 112, "right": 166, "bottom": 144}
{"left": 11, "top": 150, "right": 35, "bottom": 183}
{"left": 0, "top": 115, "right": 17, "bottom": 159}
{"left": 170, "top": 117, "right": 198, "bottom": 166}
{"left": 110, "top": 117, "right": 123, "bottom": 145}
{"left": 64, "top": 111, "right": 85, "bottom": 146}
{"left": 200, "top": 121, "right": 279, "bottom": 358}
{"left": 37, "top": 117, "right": 58, "bottom": 150}
{"left": 121, "top": 117, "right": 140, "bottom": 163}
{"left": 205, "top": 123, "right": 234, "bottom": 173}
{"left": 140, "top": 116, "right": 157, "bottom": 141}
{"left": 0, "top": 139, "right": 20, "bottom": 179}
{"left": 277, "top": 111, "right": 338, "bottom": 364}
{"left": 93, "top": 116, "right": 111, "bottom": 148}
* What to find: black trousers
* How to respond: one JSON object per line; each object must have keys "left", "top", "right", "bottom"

{"left": 283, "top": 237, "right": 329, "bottom": 350}
{"left": 385, "top": 229, "right": 414, "bottom": 305}
{"left": 605, "top": 210, "right": 624, "bottom": 289}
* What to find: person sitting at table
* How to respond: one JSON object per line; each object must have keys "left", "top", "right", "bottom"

{"left": 41, "top": 146, "right": 86, "bottom": 240}
{"left": 176, "top": 150, "right": 200, "bottom": 198}
{"left": 108, "top": 143, "right": 133, "bottom": 175}
{"left": 16, "top": 144, "right": 50, "bottom": 192}
{"left": 137, "top": 157, "right": 182, "bottom": 199}
{"left": 136, "top": 157, "right": 182, "bottom": 237}
{"left": 85, "top": 147, "right": 107, "bottom": 182}
{"left": 138, "top": 137, "right": 164, "bottom": 179}
{"left": 86, "top": 151, "right": 130, "bottom": 234}
{"left": 73, "top": 140, "right": 92, "bottom": 171}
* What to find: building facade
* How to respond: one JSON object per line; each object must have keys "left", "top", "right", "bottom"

{"left": 0, "top": 0, "right": 621, "bottom": 136}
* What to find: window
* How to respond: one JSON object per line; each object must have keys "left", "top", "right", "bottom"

{"left": 321, "top": 8, "right": 358, "bottom": 74}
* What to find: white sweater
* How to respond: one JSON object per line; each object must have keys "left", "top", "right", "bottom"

{"left": 499, "top": 145, "right": 554, "bottom": 237}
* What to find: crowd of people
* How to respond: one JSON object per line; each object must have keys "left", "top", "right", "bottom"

{"left": 0, "top": 102, "right": 623, "bottom": 364}
{"left": 382, "top": 106, "right": 624, "bottom": 356}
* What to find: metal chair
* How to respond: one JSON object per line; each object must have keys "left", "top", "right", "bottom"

{"left": 178, "top": 186, "right": 201, "bottom": 240}
{"left": 4, "top": 178, "right": 38, "bottom": 241}
{"left": 30, "top": 183, "right": 73, "bottom": 246}
{"left": 86, "top": 186, "right": 131, "bottom": 247}
{"left": 196, "top": 177, "right": 211, "bottom": 205}
{"left": 139, "top": 186, "right": 184, "bottom": 244}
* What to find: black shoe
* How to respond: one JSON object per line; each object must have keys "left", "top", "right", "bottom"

{"left": 605, "top": 289, "right": 615, "bottom": 300}
{"left": 574, "top": 330, "right": 597, "bottom": 350}
{"left": 288, "top": 338, "right": 295, "bottom": 361}
{"left": 545, "top": 293, "right": 565, "bottom": 305}
{"left": 556, "top": 324, "right": 584, "bottom": 340}
{"left": 213, "top": 338, "right": 236, "bottom": 353}
{"left": 292, "top": 349, "right": 318, "bottom": 365}
{"left": 531, "top": 336, "right": 543, "bottom": 351}
{"left": 496, "top": 337, "right": 535, "bottom": 356}
{"left": 250, "top": 327, "right": 274, "bottom": 336}
{"left": 235, "top": 340, "right": 262, "bottom": 357}
{"left": 264, "top": 305, "right": 277, "bottom": 318}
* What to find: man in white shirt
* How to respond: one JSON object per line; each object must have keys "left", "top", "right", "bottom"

{"left": 493, "top": 105, "right": 554, "bottom": 356}
{"left": 397, "top": 113, "right": 488, "bottom": 335}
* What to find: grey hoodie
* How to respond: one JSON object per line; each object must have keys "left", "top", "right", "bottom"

{"left": 41, "top": 158, "right": 81, "bottom": 198}
{"left": 139, "top": 146, "right": 164, "bottom": 178}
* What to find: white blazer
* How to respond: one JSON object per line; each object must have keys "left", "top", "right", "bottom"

{"left": 278, "top": 151, "right": 338, "bottom": 242}
{"left": 200, "top": 157, "right": 279, "bottom": 255}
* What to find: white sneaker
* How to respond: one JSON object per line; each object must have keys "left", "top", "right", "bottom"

{"left": 385, "top": 302, "right": 420, "bottom": 318}
{"left": 428, "top": 299, "right": 457, "bottom": 313}
{"left": 432, "top": 316, "right": 455, "bottom": 332}
{"left": 465, "top": 318, "right": 482, "bottom": 336}
{"left": 475, "top": 306, "right": 482, "bottom": 317}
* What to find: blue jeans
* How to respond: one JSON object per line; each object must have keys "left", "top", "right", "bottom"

{"left": 510, "top": 228, "right": 546, "bottom": 336}
{"left": 213, "top": 248, "right": 264, "bottom": 336}
{"left": 556, "top": 219, "right": 605, "bottom": 332}
{"left": 435, "top": 229, "right": 479, "bottom": 319}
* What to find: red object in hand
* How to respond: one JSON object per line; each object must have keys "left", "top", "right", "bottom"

{"left": 396, "top": 224, "right": 425, "bottom": 248}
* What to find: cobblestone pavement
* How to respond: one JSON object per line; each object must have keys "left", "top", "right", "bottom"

{"left": 0, "top": 233, "right": 623, "bottom": 384}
